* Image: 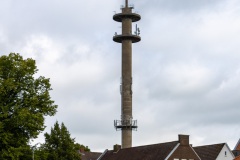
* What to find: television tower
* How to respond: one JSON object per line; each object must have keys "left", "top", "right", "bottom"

{"left": 113, "top": 0, "right": 141, "bottom": 148}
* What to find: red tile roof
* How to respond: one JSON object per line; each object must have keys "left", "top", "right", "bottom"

{"left": 235, "top": 155, "right": 240, "bottom": 160}
{"left": 235, "top": 139, "right": 240, "bottom": 151}
{"left": 100, "top": 141, "right": 179, "bottom": 160}
{"left": 193, "top": 143, "right": 225, "bottom": 160}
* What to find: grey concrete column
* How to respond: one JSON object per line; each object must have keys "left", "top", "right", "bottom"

{"left": 122, "top": 129, "right": 132, "bottom": 148}
{"left": 121, "top": 13, "right": 133, "bottom": 148}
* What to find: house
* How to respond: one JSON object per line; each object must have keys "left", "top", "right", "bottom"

{"left": 98, "top": 135, "right": 201, "bottom": 160}
{"left": 97, "top": 134, "right": 236, "bottom": 160}
{"left": 232, "top": 138, "right": 240, "bottom": 160}
{"left": 193, "top": 143, "right": 235, "bottom": 160}
{"left": 235, "top": 156, "right": 240, "bottom": 160}
{"left": 79, "top": 150, "right": 102, "bottom": 160}
{"left": 81, "top": 152, "right": 102, "bottom": 160}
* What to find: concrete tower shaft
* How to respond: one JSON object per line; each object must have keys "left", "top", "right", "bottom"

{"left": 113, "top": 0, "right": 141, "bottom": 149}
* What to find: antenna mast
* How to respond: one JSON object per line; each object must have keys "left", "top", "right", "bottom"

{"left": 113, "top": 0, "right": 141, "bottom": 149}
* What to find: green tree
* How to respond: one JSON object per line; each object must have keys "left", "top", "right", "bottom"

{"left": 42, "top": 121, "right": 81, "bottom": 160}
{"left": 74, "top": 143, "right": 90, "bottom": 152}
{"left": 0, "top": 53, "right": 57, "bottom": 159}
{"left": 33, "top": 145, "right": 49, "bottom": 160}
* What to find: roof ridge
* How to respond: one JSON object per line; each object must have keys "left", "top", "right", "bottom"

{"left": 193, "top": 143, "right": 225, "bottom": 148}
{"left": 85, "top": 151, "right": 102, "bottom": 154}
{"left": 115, "top": 141, "right": 179, "bottom": 151}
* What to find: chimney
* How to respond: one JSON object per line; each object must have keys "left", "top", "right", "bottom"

{"left": 179, "top": 134, "right": 189, "bottom": 146}
{"left": 113, "top": 144, "right": 121, "bottom": 152}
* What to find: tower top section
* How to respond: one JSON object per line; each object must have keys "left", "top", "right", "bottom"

{"left": 113, "top": 0, "right": 141, "bottom": 43}
{"left": 113, "top": 0, "right": 141, "bottom": 23}
{"left": 125, "top": 0, "right": 128, "bottom": 8}
{"left": 122, "top": 0, "right": 134, "bottom": 9}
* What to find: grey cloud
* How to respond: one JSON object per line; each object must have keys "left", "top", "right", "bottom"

{"left": 137, "top": 0, "right": 227, "bottom": 14}
{"left": 1, "top": 0, "right": 240, "bottom": 152}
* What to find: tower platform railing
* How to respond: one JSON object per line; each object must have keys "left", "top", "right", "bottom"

{"left": 120, "top": 4, "right": 134, "bottom": 9}
{"left": 114, "top": 119, "right": 138, "bottom": 131}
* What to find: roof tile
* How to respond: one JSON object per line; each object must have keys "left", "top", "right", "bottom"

{"left": 81, "top": 152, "right": 102, "bottom": 160}
{"left": 100, "top": 141, "right": 179, "bottom": 160}
{"left": 193, "top": 143, "right": 225, "bottom": 160}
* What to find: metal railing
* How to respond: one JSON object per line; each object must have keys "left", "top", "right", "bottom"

{"left": 114, "top": 119, "right": 138, "bottom": 130}
{"left": 120, "top": 4, "right": 134, "bottom": 9}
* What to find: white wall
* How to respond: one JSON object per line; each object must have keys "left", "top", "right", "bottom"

{"left": 216, "top": 144, "right": 235, "bottom": 160}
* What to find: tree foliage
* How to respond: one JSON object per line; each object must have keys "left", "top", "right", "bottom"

{"left": 41, "top": 121, "right": 81, "bottom": 160}
{"left": 0, "top": 53, "right": 57, "bottom": 159}
{"left": 74, "top": 143, "right": 90, "bottom": 152}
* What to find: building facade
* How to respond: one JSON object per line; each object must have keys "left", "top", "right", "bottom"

{"left": 194, "top": 143, "right": 235, "bottom": 160}
{"left": 98, "top": 135, "right": 200, "bottom": 160}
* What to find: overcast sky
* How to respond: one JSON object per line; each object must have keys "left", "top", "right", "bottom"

{"left": 1, "top": 0, "right": 240, "bottom": 152}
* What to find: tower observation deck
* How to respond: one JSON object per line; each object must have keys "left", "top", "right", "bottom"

{"left": 113, "top": 0, "right": 141, "bottom": 148}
